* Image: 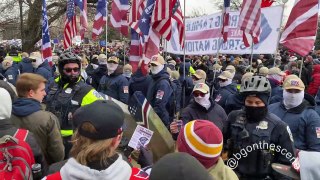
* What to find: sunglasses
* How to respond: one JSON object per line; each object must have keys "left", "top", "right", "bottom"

{"left": 30, "top": 59, "right": 37, "bottom": 62}
{"left": 63, "top": 68, "right": 80, "bottom": 73}
{"left": 107, "top": 61, "right": 118, "bottom": 64}
{"left": 192, "top": 76, "right": 201, "bottom": 81}
{"left": 193, "top": 91, "right": 206, "bottom": 97}
{"left": 218, "top": 78, "right": 227, "bottom": 82}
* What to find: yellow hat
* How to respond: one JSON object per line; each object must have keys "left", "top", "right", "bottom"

{"left": 259, "top": 67, "right": 269, "bottom": 75}
{"left": 150, "top": 54, "right": 165, "bottom": 66}
{"left": 192, "top": 69, "right": 207, "bottom": 80}
{"left": 283, "top": 75, "right": 305, "bottom": 91}
{"left": 226, "top": 65, "right": 235, "bottom": 73}
{"left": 218, "top": 71, "right": 233, "bottom": 80}
{"left": 193, "top": 83, "right": 209, "bottom": 94}
{"left": 107, "top": 56, "right": 119, "bottom": 64}
{"left": 268, "top": 67, "right": 285, "bottom": 76}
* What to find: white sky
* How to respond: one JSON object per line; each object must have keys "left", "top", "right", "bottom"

{"left": 180, "top": 0, "right": 295, "bottom": 21}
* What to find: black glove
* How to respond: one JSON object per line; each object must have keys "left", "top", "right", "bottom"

{"left": 137, "top": 147, "right": 153, "bottom": 168}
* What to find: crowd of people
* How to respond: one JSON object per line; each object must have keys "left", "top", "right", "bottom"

{"left": 1, "top": 44, "right": 320, "bottom": 179}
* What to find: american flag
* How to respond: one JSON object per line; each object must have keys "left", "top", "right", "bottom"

{"left": 171, "top": 0, "right": 184, "bottom": 48}
{"left": 238, "top": 0, "right": 262, "bottom": 47}
{"left": 92, "top": 0, "right": 107, "bottom": 40}
{"left": 75, "top": 0, "right": 88, "bottom": 39}
{"left": 64, "top": 0, "right": 77, "bottom": 49}
{"left": 151, "top": 0, "right": 172, "bottom": 40}
{"left": 110, "top": 0, "right": 130, "bottom": 36}
{"left": 42, "top": 0, "right": 52, "bottom": 66}
{"left": 222, "top": 0, "right": 230, "bottom": 43}
{"left": 280, "top": 0, "right": 319, "bottom": 56}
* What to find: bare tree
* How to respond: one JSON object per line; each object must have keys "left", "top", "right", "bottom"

{"left": 189, "top": 7, "right": 208, "bottom": 18}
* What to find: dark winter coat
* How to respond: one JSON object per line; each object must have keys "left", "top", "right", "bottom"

{"left": 35, "top": 60, "right": 52, "bottom": 80}
{"left": 18, "top": 57, "right": 34, "bottom": 74}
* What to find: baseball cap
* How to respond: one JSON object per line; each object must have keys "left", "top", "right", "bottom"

{"left": 193, "top": 83, "right": 209, "bottom": 94}
{"left": 177, "top": 120, "right": 223, "bottom": 168}
{"left": 29, "top": 51, "right": 42, "bottom": 59}
{"left": 259, "top": 67, "right": 269, "bottom": 75}
{"left": 72, "top": 100, "right": 124, "bottom": 140}
{"left": 212, "top": 63, "right": 222, "bottom": 70}
{"left": 268, "top": 67, "right": 285, "bottom": 76}
{"left": 283, "top": 75, "right": 305, "bottom": 91}
{"left": 149, "top": 152, "right": 212, "bottom": 180}
{"left": 192, "top": 69, "right": 206, "bottom": 80}
{"left": 107, "top": 56, "right": 119, "bottom": 64}
{"left": 218, "top": 71, "right": 233, "bottom": 80}
{"left": 150, "top": 54, "right": 165, "bottom": 66}
{"left": 98, "top": 54, "right": 108, "bottom": 64}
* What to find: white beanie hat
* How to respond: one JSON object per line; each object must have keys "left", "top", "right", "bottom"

{"left": 0, "top": 88, "right": 12, "bottom": 119}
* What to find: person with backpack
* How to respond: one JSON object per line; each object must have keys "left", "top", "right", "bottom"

{"left": 0, "top": 88, "right": 46, "bottom": 179}
{"left": 11, "top": 73, "right": 65, "bottom": 165}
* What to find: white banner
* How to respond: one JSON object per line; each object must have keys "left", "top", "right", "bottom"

{"left": 167, "top": 6, "right": 283, "bottom": 55}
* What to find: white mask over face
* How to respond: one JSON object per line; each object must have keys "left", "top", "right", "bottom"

{"left": 32, "top": 58, "right": 43, "bottom": 69}
{"left": 194, "top": 93, "right": 211, "bottom": 110}
{"left": 150, "top": 64, "right": 164, "bottom": 75}
{"left": 283, "top": 90, "right": 304, "bottom": 109}
{"left": 107, "top": 63, "right": 118, "bottom": 74}
{"left": 193, "top": 79, "right": 205, "bottom": 85}
{"left": 219, "top": 78, "right": 232, "bottom": 87}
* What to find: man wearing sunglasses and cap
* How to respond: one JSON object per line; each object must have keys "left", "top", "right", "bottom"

{"left": 146, "top": 54, "right": 173, "bottom": 127}
{"left": 98, "top": 56, "right": 129, "bottom": 104}
{"left": 170, "top": 83, "right": 227, "bottom": 139}
{"left": 46, "top": 51, "right": 103, "bottom": 158}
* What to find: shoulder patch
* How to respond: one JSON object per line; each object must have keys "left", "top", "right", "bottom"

{"left": 92, "top": 90, "right": 103, "bottom": 99}
{"left": 8, "top": 75, "right": 13, "bottom": 80}
{"left": 123, "top": 86, "right": 129, "bottom": 93}
{"left": 156, "top": 90, "right": 164, "bottom": 100}
{"left": 215, "top": 94, "right": 222, "bottom": 102}
{"left": 316, "top": 127, "right": 320, "bottom": 138}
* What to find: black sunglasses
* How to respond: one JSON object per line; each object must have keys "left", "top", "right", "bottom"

{"left": 107, "top": 61, "right": 118, "bottom": 64}
{"left": 64, "top": 68, "right": 80, "bottom": 73}
{"left": 30, "top": 59, "right": 37, "bottom": 62}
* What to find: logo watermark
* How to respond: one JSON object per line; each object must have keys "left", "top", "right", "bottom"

{"left": 226, "top": 141, "right": 295, "bottom": 169}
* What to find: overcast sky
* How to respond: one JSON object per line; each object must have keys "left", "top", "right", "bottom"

{"left": 180, "top": 0, "right": 295, "bottom": 20}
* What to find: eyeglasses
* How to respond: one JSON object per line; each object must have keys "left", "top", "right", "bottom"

{"left": 193, "top": 91, "right": 206, "bottom": 97}
{"left": 63, "top": 68, "right": 80, "bottom": 73}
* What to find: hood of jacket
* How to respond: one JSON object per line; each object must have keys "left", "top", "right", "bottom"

{"left": 38, "top": 60, "right": 51, "bottom": 71}
{"left": 60, "top": 155, "right": 131, "bottom": 180}
{"left": 12, "top": 98, "right": 41, "bottom": 117}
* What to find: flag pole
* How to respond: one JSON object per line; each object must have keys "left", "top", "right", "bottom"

{"left": 273, "top": 3, "right": 286, "bottom": 67}
{"left": 105, "top": 0, "right": 108, "bottom": 57}
{"left": 182, "top": 0, "right": 186, "bottom": 109}
{"left": 299, "top": 57, "right": 304, "bottom": 78}
{"left": 249, "top": 39, "right": 254, "bottom": 72}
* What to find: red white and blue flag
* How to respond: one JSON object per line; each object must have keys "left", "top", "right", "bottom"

{"left": 151, "top": 0, "right": 172, "bottom": 40}
{"left": 222, "top": 0, "right": 230, "bottom": 43}
{"left": 92, "top": 0, "right": 107, "bottom": 40}
{"left": 280, "top": 0, "right": 319, "bottom": 56}
{"left": 64, "top": 0, "right": 77, "bottom": 49}
{"left": 75, "top": 0, "right": 88, "bottom": 39}
{"left": 110, "top": 0, "right": 130, "bottom": 36}
{"left": 171, "top": 0, "right": 184, "bottom": 48}
{"left": 42, "top": 0, "right": 52, "bottom": 65}
{"left": 238, "top": 0, "right": 262, "bottom": 47}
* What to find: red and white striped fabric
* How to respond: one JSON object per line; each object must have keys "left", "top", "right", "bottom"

{"left": 171, "top": 0, "right": 184, "bottom": 48}
{"left": 221, "top": 0, "right": 230, "bottom": 43}
{"left": 151, "top": 0, "right": 172, "bottom": 40}
{"left": 110, "top": 0, "right": 130, "bottom": 36}
{"left": 92, "top": 0, "right": 107, "bottom": 40}
{"left": 238, "top": 0, "right": 262, "bottom": 47}
{"left": 280, "top": 0, "right": 319, "bottom": 56}
{"left": 143, "top": 29, "right": 161, "bottom": 62}
{"left": 79, "top": 0, "right": 88, "bottom": 39}
{"left": 63, "top": 16, "right": 77, "bottom": 50}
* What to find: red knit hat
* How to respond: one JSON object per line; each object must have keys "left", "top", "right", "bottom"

{"left": 177, "top": 120, "right": 223, "bottom": 169}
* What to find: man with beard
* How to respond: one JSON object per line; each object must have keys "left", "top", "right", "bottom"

{"left": 98, "top": 56, "right": 129, "bottom": 104}
{"left": 46, "top": 51, "right": 103, "bottom": 158}
{"left": 226, "top": 76, "right": 294, "bottom": 179}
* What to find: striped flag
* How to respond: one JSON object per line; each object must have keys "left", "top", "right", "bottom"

{"left": 171, "top": 0, "right": 184, "bottom": 48}
{"left": 110, "top": 0, "right": 130, "bottom": 36}
{"left": 222, "top": 0, "right": 230, "bottom": 43}
{"left": 151, "top": 0, "right": 172, "bottom": 40}
{"left": 63, "top": 0, "right": 77, "bottom": 50}
{"left": 280, "top": 0, "right": 319, "bottom": 56}
{"left": 41, "top": 0, "right": 52, "bottom": 65}
{"left": 238, "top": 0, "right": 262, "bottom": 47}
{"left": 75, "top": 0, "right": 88, "bottom": 39}
{"left": 92, "top": 0, "right": 107, "bottom": 40}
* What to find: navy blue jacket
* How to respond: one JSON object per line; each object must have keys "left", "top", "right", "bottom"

{"left": 128, "top": 68, "right": 152, "bottom": 98}
{"left": 146, "top": 69, "right": 173, "bottom": 127}
{"left": 269, "top": 100, "right": 320, "bottom": 151}
{"left": 214, "top": 83, "right": 238, "bottom": 110}
{"left": 98, "top": 66, "right": 129, "bottom": 104}
{"left": 91, "top": 64, "right": 107, "bottom": 89}
{"left": 3, "top": 66, "right": 19, "bottom": 85}
{"left": 268, "top": 78, "right": 283, "bottom": 105}
{"left": 12, "top": 98, "right": 41, "bottom": 116}
{"left": 35, "top": 60, "right": 52, "bottom": 80}
{"left": 18, "top": 57, "right": 34, "bottom": 74}
{"left": 225, "top": 93, "right": 245, "bottom": 115}
{"left": 178, "top": 75, "right": 193, "bottom": 108}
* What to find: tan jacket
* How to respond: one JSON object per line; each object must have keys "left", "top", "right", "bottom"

{"left": 11, "top": 110, "right": 65, "bottom": 164}
{"left": 208, "top": 157, "right": 239, "bottom": 180}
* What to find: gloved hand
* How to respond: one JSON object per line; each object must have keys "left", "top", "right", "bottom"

{"left": 138, "top": 147, "right": 153, "bottom": 168}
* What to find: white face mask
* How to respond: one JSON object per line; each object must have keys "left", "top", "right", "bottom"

{"left": 32, "top": 58, "right": 42, "bottom": 69}
{"left": 219, "top": 79, "right": 232, "bottom": 87}
{"left": 283, "top": 90, "right": 304, "bottom": 109}
{"left": 150, "top": 64, "right": 164, "bottom": 75}
{"left": 193, "top": 79, "right": 205, "bottom": 85}
{"left": 107, "top": 63, "right": 118, "bottom": 71}
{"left": 194, "top": 93, "right": 211, "bottom": 110}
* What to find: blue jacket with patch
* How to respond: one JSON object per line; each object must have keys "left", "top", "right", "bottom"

{"left": 35, "top": 60, "right": 52, "bottom": 80}
{"left": 214, "top": 83, "right": 238, "bottom": 110}
{"left": 146, "top": 69, "right": 173, "bottom": 127}
{"left": 18, "top": 57, "right": 34, "bottom": 74}
{"left": 3, "top": 66, "right": 19, "bottom": 85}
{"left": 98, "top": 66, "right": 129, "bottom": 104}
{"left": 269, "top": 100, "right": 320, "bottom": 151}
